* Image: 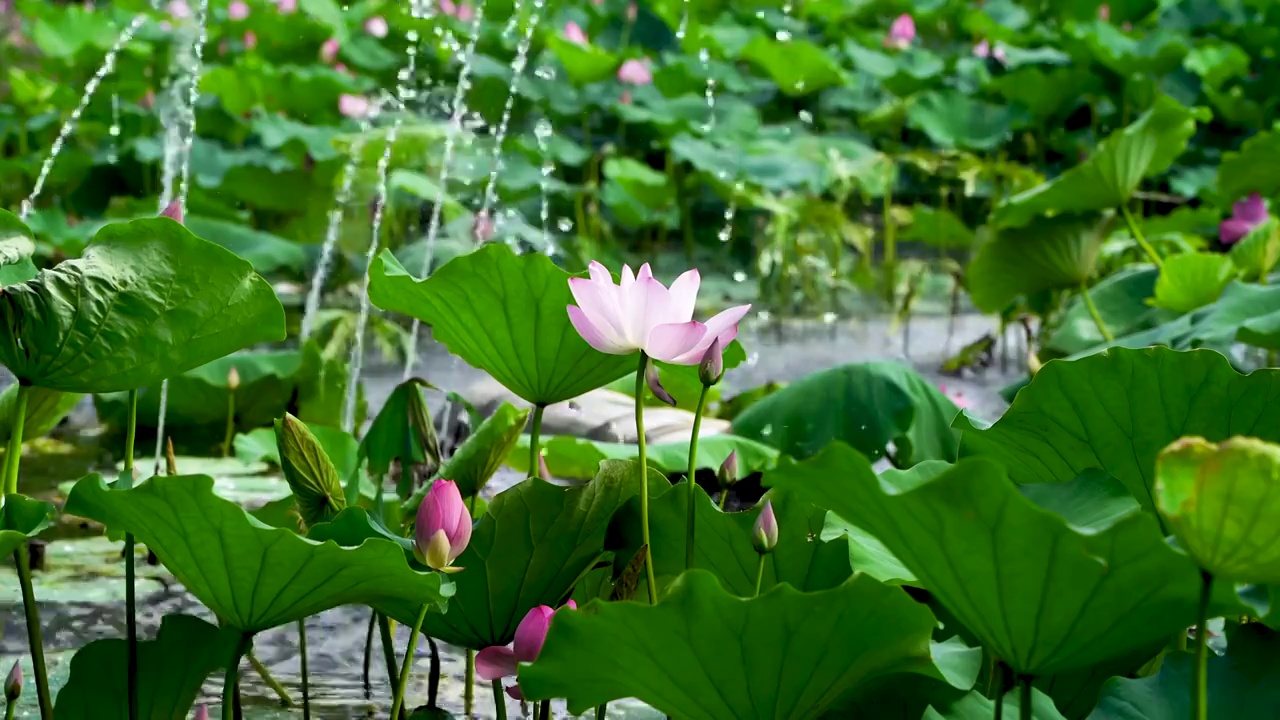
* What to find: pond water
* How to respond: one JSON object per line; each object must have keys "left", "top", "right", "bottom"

{"left": 0, "top": 312, "right": 1021, "bottom": 718}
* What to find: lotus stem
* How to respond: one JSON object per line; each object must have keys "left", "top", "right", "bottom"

{"left": 685, "top": 384, "right": 709, "bottom": 570}
{"left": 528, "top": 404, "right": 545, "bottom": 478}
{"left": 539, "top": 699, "right": 551, "bottom": 720}
{"left": 635, "top": 354, "right": 658, "bottom": 604}
{"left": 1192, "top": 571, "right": 1213, "bottom": 720}
{"left": 5, "top": 697, "right": 14, "bottom": 720}
{"left": 297, "top": 619, "right": 310, "bottom": 718}
{"left": 492, "top": 679, "right": 508, "bottom": 720}
{"left": 248, "top": 652, "right": 293, "bottom": 707}
{"left": 124, "top": 388, "right": 139, "bottom": 720}
{"left": 222, "top": 388, "right": 236, "bottom": 458}
{"left": 14, "top": 549, "right": 51, "bottom": 720}
{"left": 2, "top": 384, "right": 29, "bottom": 495}
{"left": 1078, "top": 281, "right": 1114, "bottom": 343}
{"left": 390, "top": 604, "right": 428, "bottom": 719}
{"left": 426, "top": 636, "right": 440, "bottom": 709}
{"left": 596, "top": 703, "right": 608, "bottom": 720}
{"left": 377, "top": 614, "right": 399, "bottom": 701}
{"left": 465, "top": 649, "right": 475, "bottom": 716}
{"left": 362, "top": 610, "right": 376, "bottom": 699}
{"left": 1018, "top": 676, "right": 1032, "bottom": 720}
{"left": 1119, "top": 204, "right": 1163, "bottom": 268}
{"left": 718, "top": 491, "right": 729, "bottom": 511}
{"left": 223, "top": 634, "right": 252, "bottom": 720}
{"left": 882, "top": 171, "right": 897, "bottom": 304}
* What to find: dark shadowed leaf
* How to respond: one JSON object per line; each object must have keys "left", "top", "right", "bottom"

{"left": 0, "top": 494, "right": 54, "bottom": 558}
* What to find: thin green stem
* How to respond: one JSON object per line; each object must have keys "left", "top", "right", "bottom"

{"left": 248, "top": 652, "right": 294, "bottom": 707}
{"left": 377, "top": 615, "right": 399, "bottom": 702}
{"left": 993, "top": 663, "right": 1008, "bottom": 720}
{"left": 362, "top": 610, "right": 376, "bottom": 698}
{"left": 390, "top": 604, "right": 429, "bottom": 719}
{"left": 1019, "top": 676, "right": 1032, "bottom": 720}
{"left": 718, "top": 491, "right": 729, "bottom": 510}
{"left": 1078, "top": 281, "right": 1114, "bottom": 343}
{"left": 492, "top": 679, "right": 508, "bottom": 720}
{"left": 596, "top": 703, "right": 608, "bottom": 720}
{"left": 883, "top": 174, "right": 897, "bottom": 304}
{"left": 635, "top": 354, "right": 658, "bottom": 604}
{"left": 1120, "top": 204, "right": 1163, "bottom": 268}
{"left": 528, "top": 404, "right": 545, "bottom": 478}
{"left": 222, "top": 390, "right": 236, "bottom": 458}
{"left": 15, "top": 548, "right": 52, "bottom": 720}
{"left": 754, "top": 554, "right": 766, "bottom": 598}
{"left": 124, "top": 388, "right": 139, "bottom": 720}
{"left": 426, "top": 636, "right": 440, "bottom": 709}
{"left": 685, "top": 385, "right": 709, "bottom": 570}
{"left": 465, "top": 649, "right": 475, "bottom": 716}
{"left": 298, "top": 619, "right": 310, "bottom": 719}
{"left": 3, "top": 385, "right": 30, "bottom": 495}
{"left": 5, "top": 698, "right": 14, "bottom": 720}
{"left": 538, "top": 699, "right": 551, "bottom": 720}
{"left": 222, "top": 633, "right": 252, "bottom": 720}
{"left": 1192, "top": 571, "right": 1213, "bottom": 720}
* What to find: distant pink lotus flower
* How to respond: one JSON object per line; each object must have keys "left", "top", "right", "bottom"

{"left": 567, "top": 262, "right": 751, "bottom": 365}
{"left": 140, "top": 90, "right": 156, "bottom": 109}
{"left": 938, "top": 384, "right": 970, "bottom": 409}
{"left": 1220, "top": 193, "right": 1269, "bottom": 244}
{"left": 439, "top": 0, "right": 457, "bottom": 15}
{"left": 1098, "top": 3, "right": 1111, "bottom": 20}
{"left": 626, "top": 1, "right": 637, "bottom": 20}
{"left": 563, "top": 20, "right": 588, "bottom": 45}
{"left": 339, "top": 94, "right": 371, "bottom": 118}
{"left": 476, "top": 601, "right": 577, "bottom": 700}
{"left": 364, "top": 15, "right": 389, "bottom": 38}
{"left": 456, "top": 2, "right": 475, "bottom": 21}
{"left": 973, "top": 39, "right": 1006, "bottom": 63}
{"left": 275, "top": 0, "right": 297, "bottom": 13}
{"left": 320, "top": 37, "right": 339, "bottom": 63}
{"left": 884, "top": 13, "right": 915, "bottom": 50}
{"left": 168, "top": 0, "right": 191, "bottom": 19}
{"left": 160, "top": 199, "right": 184, "bottom": 224}
{"left": 617, "top": 58, "right": 652, "bottom": 85}
{"left": 414, "top": 479, "right": 472, "bottom": 572}
{"left": 243, "top": 30, "right": 257, "bottom": 49}
{"left": 228, "top": 0, "right": 249, "bottom": 20}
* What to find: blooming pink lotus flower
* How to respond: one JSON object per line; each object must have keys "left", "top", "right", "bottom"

{"left": 476, "top": 601, "right": 577, "bottom": 700}
{"left": 338, "top": 94, "right": 371, "bottom": 118}
{"left": 938, "top": 383, "right": 969, "bottom": 409}
{"left": 617, "top": 59, "right": 652, "bottom": 85}
{"left": 364, "top": 15, "right": 389, "bottom": 38}
{"left": 1220, "top": 193, "right": 1269, "bottom": 244}
{"left": 320, "top": 37, "right": 340, "bottom": 63}
{"left": 567, "top": 262, "right": 751, "bottom": 365}
{"left": 228, "top": 0, "right": 249, "bottom": 20}
{"left": 414, "top": 479, "right": 472, "bottom": 572}
{"left": 563, "top": 20, "right": 588, "bottom": 45}
{"left": 884, "top": 14, "right": 915, "bottom": 50}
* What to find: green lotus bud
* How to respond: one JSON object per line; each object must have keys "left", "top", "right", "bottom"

{"left": 698, "top": 338, "right": 724, "bottom": 386}
{"left": 718, "top": 450, "right": 739, "bottom": 489}
{"left": 5, "top": 659, "right": 20, "bottom": 702}
{"left": 275, "top": 414, "right": 346, "bottom": 530}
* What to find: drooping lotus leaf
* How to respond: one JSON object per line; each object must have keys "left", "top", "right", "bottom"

{"left": 1155, "top": 437, "right": 1280, "bottom": 584}
{"left": 64, "top": 474, "right": 451, "bottom": 633}
{"left": 739, "top": 35, "right": 847, "bottom": 96}
{"left": 275, "top": 414, "right": 346, "bottom": 528}
{"left": 1149, "top": 252, "right": 1237, "bottom": 313}
{"left": 1043, "top": 265, "right": 1161, "bottom": 356}
{"left": 519, "top": 570, "right": 978, "bottom": 718}
{"left": 53, "top": 613, "right": 240, "bottom": 720}
{"left": 955, "top": 347, "right": 1280, "bottom": 514}
{"left": 992, "top": 96, "right": 1206, "bottom": 229}
{"left": 1217, "top": 125, "right": 1280, "bottom": 202}
{"left": 438, "top": 402, "right": 529, "bottom": 497}
{"left": 902, "top": 205, "right": 975, "bottom": 249}
{"left": 768, "top": 444, "right": 1223, "bottom": 676}
{"left": 731, "top": 362, "right": 959, "bottom": 466}
{"left": 906, "top": 91, "right": 1022, "bottom": 151}
{"left": 368, "top": 246, "right": 635, "bottom": 406}
{"left": 0, "top": 494, "right": 54, "bottom": 558}
{"left": 507, "top": 434, "right": 779, "bottom": 480}
{"left": 1090, "top": 624, "right": 1280, "bottom": 720}
{"left": 966, "top": 213, "right": 1114, "bottom": 314}
{"left": 609, "top": 483, "right": 852, "bottom": 599}
{"left": 545, "top": 36, "right": 620, "bottom": 85}
{"left": 0, "top": 217, "right": 285, "bottom": 392}
{"left": 360, "top": 378, "right": 443, "bottom": 499}
{"left": 0, "top": 383, "right": 81, "bottom": 444}
{"left": 1229, "top": 217, "right": 1280, "bottom": 282}
{"left": 924, "top": 688, "right": 1066, "bottom": 720}
{"left": 0, "top": 209, "right": 38, "bottom": 286}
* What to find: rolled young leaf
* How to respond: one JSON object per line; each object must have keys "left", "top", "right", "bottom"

{"left": 275, "top": 413, "right": 346, "bottom": 529}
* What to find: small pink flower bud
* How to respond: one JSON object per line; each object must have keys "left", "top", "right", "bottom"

{"left": 414, "top": 480, "right": 472, "bottom": 572}
{"left": 472, "top": 209, "right": 495, "bottom": 243}
{"left": 227, "top": 0, "right": 249, "bottom": 20}
{"left": 320, "top": 37, "right": 340, "bottom": 63}
{"left": 192, "top": 705, "right": 209, "bottom": 720}
{"left": 752, "top": 498, "right": 777, "bottom": 554}
{"left": 645, "top": 361, "right": 677, "bottom": 406}
{"left": 243, "top": 31, "right": 257, "bottom": 49}
{"left": 339, "top": 94, "right": 371, "bottom": 118}
{"left": 617, "top": 59, "right": 652, "bottom": 85}
{"left": 698, "top": 338, "right": 724, "bottom": 386}
{"left": 718, "top": 450, "right": 738, "bottom": 489}
{"left": 563, "top": 21, "right": 588, "bottom": 45}
{"left": 456, "top": 2, "right": 474, "bottom": 21}
{"left": 160, "top": 199, "right": 184, "bottom": 224}
{"left": 276, "top": 0, "right": 297, "bottom": 13}
{"left": 5, "top": 660, "right": 21, "bottom": 702}
{"left": 364, "top": 15, "right": 389, "bottom": 38}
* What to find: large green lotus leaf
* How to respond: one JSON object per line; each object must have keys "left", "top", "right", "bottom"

{"left": 925, "top": 688, "right": 1066, "bottom": 720}
{"left": 1150, "top": 252, "right": 1237, "bottom": 313}
{"left": 520, "top": 570, "right": 975, "bottom": 718}
{"left": 966, "top": 214, "right": 1113, "bottom": 314}
{"left": 53, "top": 613, "right": 239, "bottom": 720}
{"left": 1020, "top": 469, "right": 1142, "bottom": 534}
{"left": 1090, "top": 624, "right": 1280, "bottom": 720}
{"left": 184, "top": 215, "right": 309, "bottom": 275}
{"left": 740, "top": 35, "right": 847, "bottom": 96}
{"left": 1229, "top": 217, "right": 1280, "bottom": 282}
{"left": 1155, "top": 437, "right": 1280, "bottom": 584}
{"left": 1043, "top": 266, "right": 1161, "bottom": 356}
{"left": 601, "top": 157, "right": 675, "bottom": 228}
{"left": 1076, "top": 22, "right": 1189, "bottom": 76}
{"left": 1218, "top": 126, "right": 1280, "bottom": 201}
{"left": 992, "top": 96, "right": 1206, "bottom": 229}
{"left": 769, "top": 444, "right": 1216, "bottom": 676}
{"left": 955, "top": 347, "right": 1280, "bottom": 514}
{"left": 731, "top": 362, "right": 959, "bottom": 466}
{"left": 63, "top": 474, "right": 451, "bottom": 633}
{"left": 546, "top": 36, "right": 619, "bottom": 85}
{"left": 0, "top": 209, "right": 38, "bottom": 286}
{"left": 437, "top": 402, "right": 529, "bottom": 497}
{"left": 990, "top": 66, "right": 1097, "bottom": 119}
{"left": 0, "top": 217, "right": 285, "bottom": 392}
{"left": 902, "top": 205, "right": 975, "bottom": 249}
{"left": 368, "top": 246, "right": 635, "bottom": 406}
{"left": 0, "top": 383, "right": 82, "bottom": 444}
{"left": 906, "top": 91, "right": 1021, "bottom": 151}
{"left": 507, "top": 434, "right": 778, "bottom": 480}
{"left": 610, "top": 483, "right": 852, "bottom": 599}
{"left": 1093, "top": 281, "right": 1280, "bottom": 356}
{"left": 0, "top": 494, "right": 54, "bottom": 558}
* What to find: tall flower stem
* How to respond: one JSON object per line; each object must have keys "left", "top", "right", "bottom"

{"left": 5, "top": 697, "right": 15, "bottom": 720}
{"left": 123, "top": 388, "right": 139, "bottom": 720}
{"left": 718, "top": 491, "right": 729, "bottom": 510}
{"left": 464, "top": 650, "right": 475, "bottom": 716}
{"left": 685, "top": 384, "right": 709, "bottom": 570}
{"left": 539, "top": 699, "right": 551, "bottom": 720}
{"left": 753, "top": 554, "right": 765, "bottom": 598}
{"left": 1078, "top": 281, "right": 1114, "bottom": 343}
{"left": 222, "top": 633, "right": 252, "bottom": 720}
{"left": 426, "top": 637, "right": 441, "bottom": 709}
{"left": 390, "top": 604, "right": 429, "bottom": 719}
{"left": 635, "top": 354, "right": 658, "bottom": 604}
{"left": 596, "top": 703, "right": 608, "bottom": 719}
{"left": 221, "top": 388, "right": 236, "bottom": 457}
{"left": 2, "top": 385, "right": 29, "bottom": 494}
{"left": 1018, "top": 676, "right": 1032, "bottom": 720}
{"left": 248, "top": 652, "right": 293, "bottom": 706}
{"left": 1120, "top": 204, "right": 1163, "bottom": 268}
{"left": 492, "top": 679, "right": 508, "bottom": 720}
{"left": 362, "top": 610, "right": 377, "bottom": 698}
{"left": 1192, "top": 571, "right": 1213, "bottom": 720}
{"left": 298, "top": 619, "right": 311, "bottom": 718}
{"left": 993, "top": 663, "right": 1009, "bottom": 720}
{"left": 528, "top": 404, "right": 545, "bottom": 477}
{"left": 377, "top": 615, "right": 399, "bottom": 702}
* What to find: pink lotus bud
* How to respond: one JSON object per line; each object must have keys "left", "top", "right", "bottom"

{"left": 617, "top": 59, "right": 652, "bottom": 85}
{"left": 626, "top": 2, "right": 637, "bottom": 21}
{"left": 884, "top": 14, "right": 915, "bottom": 50}
{"left": 439, "top": 0, "right": 457, "bottom": 16}
{"left": 645, "top": 361, "right": 677, "bottom": 406}
{"left": 364, "top": 15, "right": 389, "bottom": 38}
{"left": 275, "top": 0, "right": 297, "bottom": 12}
{"left": 160, "top": 199, "right": 184, "bottom": 224}
{"left": 228, "top": 0, "right": 249, "bottom": 20}
{"left": 320, "top": 37, "right": 340, "bottom": 63}
{"left": 698, "top": 337, "right": 724, "bottom": 386}
{"left": 456, "top": 2, "right": 474, "bottom": 21}
{"left": 752, "top": 498, "right": 777, "bottom": 554}
{"left": 718, "top": 450, "right": 738, "bottom": 489}
{"left": 1098, "top": 3, "right": 1111, "bottom": 20}
{"left": 339, "top": 94, "right": 371, "bottom": 118}
{"left": 192, "top": 705, "right": 209, "bottom": 720}
{"left": 993, "top": 45, "right": 1007, "bottom": 63}
{"left": 243, "top": 31, "right": 257, "bottom": 49}
{"left": 973, "top": 40, "right": 990, "bottom": 58}
{"left": 5, "top": 660, "right": 20, "bottom": 702}
{"left": 537, "top": 451, "right": 551, "bottom": 481}
{"left": 563, "top": 21, "right": 588, "bottom": 45}
{"left": 168, "top": 0, "right": 191, "bottom": 19}
{"left": 476, "top": 601, "right": 577, "bottom": 699}
{"left": 414, "top": 479, "right": 472, "bottom": 572}
{"left": 1221, "top": 192, "right": 1269, "bottom": 245}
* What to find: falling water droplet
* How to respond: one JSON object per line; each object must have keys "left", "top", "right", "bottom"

{"left": 732, "top": 271, "right": 747, "bottom": 282}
